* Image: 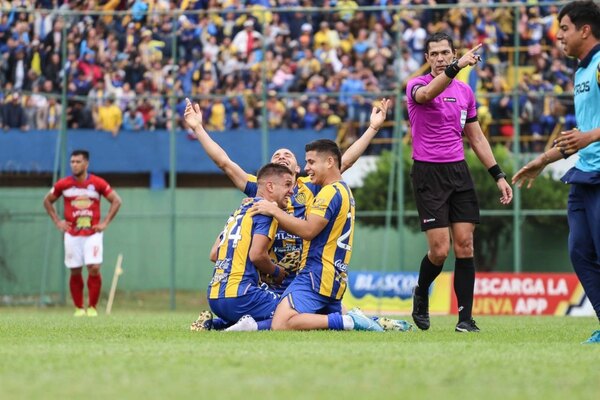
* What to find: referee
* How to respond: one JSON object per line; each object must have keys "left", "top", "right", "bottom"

{"left": 406, "top": 33, "right": 513, "bottom": 332}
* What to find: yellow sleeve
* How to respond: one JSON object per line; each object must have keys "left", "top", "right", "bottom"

{"left": 310, "top": 185, "right": 336, "bottom": 219}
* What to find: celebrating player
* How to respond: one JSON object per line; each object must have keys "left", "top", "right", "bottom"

{"left": 184, "top": 97, "right": 390, "bottom": 295}
{"left": 192, "top": 163, "right": 293, "bottom": 331}
{"left": 243, "top": 139, "right": 383, "bottom": 331}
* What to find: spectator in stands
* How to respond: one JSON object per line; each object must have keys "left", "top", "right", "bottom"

{"left": 78, "top": 50, "right": 103, "bottom": 85}
{"left": 340, "top": 69, "right": 364, "bottom": 122}
{"left": 224, "top": 95, "right": 245, "bottom": 130}
{"left": 121, "top": 105, "right": 144, "bottom": 131}
{"left": 27, "top": 84, "right": 47, "bottom": 129}
{"left": 2, "top": 93, "right": 28, "bottom": 131}
{"left": 39, "top": 96, "right": 62, "bottom": 130}
{"left": 395, "top": 47, "right": 420, "bottom": 84}
{"left": 232, "top": 19, "right": 263, "bottom": 60}
{"left": 7, "top": 46, "right": 30, "bottom": 91}
{"left": 43, "top": 18, "right": 64, "bottom": 55}
{"left": 67, "top": 100, "right": 94, "bottom": 129}
{"left": 206, "top": 97, "right": 226, "bottom": 132}
{"left": 0, "top": 0, "right": 582, "bottom": 147}
{"left": 87, "top": 79, "right": 106, "bottom": 112}
{"left": 403, "top": 19, "right": 427, "bottom": 64}
{"left": 96, "top": 95, "right": 122, "bottom": 137}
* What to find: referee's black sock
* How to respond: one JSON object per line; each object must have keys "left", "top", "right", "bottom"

{"left": 416, "top": 254, "right": 444, "bottom": 296}
{"left": 454, "top": 257, "right": 475, "bottom": 322}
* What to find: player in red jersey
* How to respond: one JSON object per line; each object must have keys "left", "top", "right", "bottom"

{"left": 43, "top": 150, "right": 122, "bottom": 317}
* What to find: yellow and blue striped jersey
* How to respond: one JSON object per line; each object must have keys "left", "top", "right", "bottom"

{"left": 300, "top": 180, "right": 355, "bottom": 300}
{"left": 208, "top": 197, "right": 278, "bottom": 299}
{"left": 244, "top": 174, "right": 320, "bottom": 293}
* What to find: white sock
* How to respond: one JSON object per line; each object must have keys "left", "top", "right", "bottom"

{"left": 342, "top": 315, "right": 354, "bottom": 331}
{"left": 225, "top": 316, "right": 258, "bottom": 332}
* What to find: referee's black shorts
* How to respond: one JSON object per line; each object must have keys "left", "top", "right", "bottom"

{"left": 410, "top": 160, "right": 480, "bottom": 231}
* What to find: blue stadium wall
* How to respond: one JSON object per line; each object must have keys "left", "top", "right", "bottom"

{"left": 0, "top": 128, "right": 337, "bottom": 178}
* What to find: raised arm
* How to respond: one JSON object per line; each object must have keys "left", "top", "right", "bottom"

{"left": 341, "top": 98, "right": 390, "bottom": 172}
{"left": 413, "top": 44, "right": 482, "bottom": 104}
{"left": 184, "top": 98, "right": 248, "bottom": 191}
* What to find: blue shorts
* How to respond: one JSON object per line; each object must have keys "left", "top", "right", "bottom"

{"left": 280, "top": 271, "right": 342, "bottom": 315}
{"left": 208, "top": 285, "right": 279, "bottom": 324}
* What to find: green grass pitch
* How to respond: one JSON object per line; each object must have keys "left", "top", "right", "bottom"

{"left": 1, "top": 309, "right": 599, "bottom": 400}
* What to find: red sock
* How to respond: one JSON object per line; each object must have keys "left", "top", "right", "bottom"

{"left": 69, "top": 274, "right": 84, "bottom": 309}
{"left": 87, "top": 274, "right": 102, "bottom": 308}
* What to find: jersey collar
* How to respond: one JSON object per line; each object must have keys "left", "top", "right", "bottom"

{"left": 579, "top": 43, "right": 600, "bottom": 68}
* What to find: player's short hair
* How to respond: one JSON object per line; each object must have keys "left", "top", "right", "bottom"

{"left": 71, "top": 150, "right": 89, "bottom": 160}
{"left": 424, "top": 32, "right": 455, "bottom": 54}
{"left": 305, "top": 139, "right": 342, "bottom": 170}
{"left": 558, "top": 1, "right": 600, "bottom": 39}
{"left": 257, "top": 163, "right": 293, "bottom": 182}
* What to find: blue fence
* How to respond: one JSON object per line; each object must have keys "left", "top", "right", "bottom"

{"left": 0, "top": 128, "right": 336, "bottom": 176}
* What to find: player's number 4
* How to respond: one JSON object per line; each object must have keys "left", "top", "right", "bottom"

{"left": 219, "top": 215, "right": 243, "bottom": 249}
{"left": 336, "top": 212, "right": 353, "bottom": 251}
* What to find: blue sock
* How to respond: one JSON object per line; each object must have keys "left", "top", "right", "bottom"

{"left": 212, "top": 317, "right": 229, "bottom": 331}
{"left": 257, "top": 319, "right": 272, "bottom": 330}
{"left": 327, "top": 312, "right": 344, "bottom": 330}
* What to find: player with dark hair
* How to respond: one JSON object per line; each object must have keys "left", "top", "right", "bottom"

{"left": 43, "top": 150, "right": 122, "bottom": 316}
{"left": 241, "top": 139, "right": 383, "bottom": 331}
{"left": 192, "top": 163, "right": 293, "bottom": 331}
{"left": 407, "top": 32, "right": 513, "bottom": 332}
{"left": 513, "top": 0, "right": 600, "bottom": 344}
{"left": 184, "top": 97, "right": 390, "bottom": 296}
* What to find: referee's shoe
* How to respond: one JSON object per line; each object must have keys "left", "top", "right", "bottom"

{"left": 411, "top": 286, "right": 430, "bottom": 330}
{"left": 455, "top": 319, "right": 480, "bottom": 333}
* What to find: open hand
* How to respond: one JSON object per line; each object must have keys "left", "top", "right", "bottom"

{"left": 368, "top": 98, "right": 391, "bottom": 131}
{"left": 497, "top": 179, "right": 513, "bottom": 205}
{"left": 512, "top": 158, "right": 546, "bottom": 189}
{"left": 250, "top": 200, "right": 280, "bottom": 217}
{"left": 184, "top": 98, "right": 203, "bottom": 132}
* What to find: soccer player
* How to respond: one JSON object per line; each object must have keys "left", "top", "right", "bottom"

{"left": 247, "top": 139, "right": 383, "bottom": 331}
{"left": 194, "top": 163, "right": 293, "bottom": 331}
{"left": 513, "top": 0, "right": 600, "bottom": 344}
{"left": 406, "top": 33, "right": 513, "bottom": 332}
{"left": 183, "top": 97, "right": 389, "bottom": 295}
{"left": 43, "top": 150, "right": 122, "bottom": 317}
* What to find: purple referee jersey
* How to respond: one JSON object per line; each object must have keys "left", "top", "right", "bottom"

{"left": 406, "top": 73, "right": 478, "bottom": 163}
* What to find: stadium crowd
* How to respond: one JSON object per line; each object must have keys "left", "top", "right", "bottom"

{"left": 0, "top": 0, "right": 578, "bottom": 149}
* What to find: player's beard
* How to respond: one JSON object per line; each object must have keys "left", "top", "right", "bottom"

{"left": 72, "top": 169, "right": 86, "bottom": 178}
